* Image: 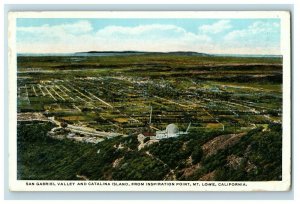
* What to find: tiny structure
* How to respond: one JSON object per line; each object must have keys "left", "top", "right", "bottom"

{"left": 155, "top": 123, "right": 191, "bottom": 140}
{"left": 140, "top": 106, "right": 191, "bottom": 140}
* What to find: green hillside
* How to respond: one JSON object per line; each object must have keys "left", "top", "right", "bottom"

{"left": 17, "top": 121, "right": 281, "bottom": 181}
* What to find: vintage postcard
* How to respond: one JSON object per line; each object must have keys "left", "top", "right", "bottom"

{"left": 8, "top": 11, "right": 291, "bottom": 191}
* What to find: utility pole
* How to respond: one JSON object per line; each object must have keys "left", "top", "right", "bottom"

{"left": 185, "top": 122, "right": 191, "bottom": 133}
{"left": 149, "top": 105, "right": 152, "bottom": 124}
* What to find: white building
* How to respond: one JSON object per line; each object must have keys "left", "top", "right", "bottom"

{"left": 155, "top": 123, "right": 191, "bottom": 140}
{"left": 141, "top": 106, "right": 191, "bottom": 140}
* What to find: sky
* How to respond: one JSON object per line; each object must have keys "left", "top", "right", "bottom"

{"left": 16, "top": 18, "right": 281, "bottom": 55}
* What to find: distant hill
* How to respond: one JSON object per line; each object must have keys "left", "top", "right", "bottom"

{"left": 75, "top": 51, "right": 212, "bottom": 57}
{"left": 18, "top": 51, "right": 280, "bottom": 58}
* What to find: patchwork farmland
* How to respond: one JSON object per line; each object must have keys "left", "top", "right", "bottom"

{"left": 17, "top": 54, "right": 282, "bottom": 136}
{"left": 16, "top": 53, "right": 283, "bottom": 181}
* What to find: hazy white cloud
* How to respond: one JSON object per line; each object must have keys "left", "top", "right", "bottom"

{"left": 224, "top": 21, "right": 280, "bottom": 41}
{"left": 199, "top": 20, "right": 232, "bottom": 34}
{"left": 220, "top": 21, "right": 281, "bottom": 55}
{"left": 96, "top": 24, "right": 186, "bottom": 36}
{"left": 17, "top": 22, "right": 214, "bottom": 53}
{"left": 16, "top": 20, "right": 280, "bottom": 55}
{"left": 94, "top": 24, "right": 212, "bottom": 51}
{"left": 18, "top": 20, "right": 93, "bottom": 35}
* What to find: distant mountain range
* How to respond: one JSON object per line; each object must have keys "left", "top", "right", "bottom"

{"left": 18, "top": 51, "right": 282, "bottom": 58}
{"left": 75, "top": 51, "right": 212, "bottom": 57}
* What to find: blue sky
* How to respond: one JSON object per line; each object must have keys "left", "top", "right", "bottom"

{"left": 16, "top": 18, "right": 281, "bottom": 54}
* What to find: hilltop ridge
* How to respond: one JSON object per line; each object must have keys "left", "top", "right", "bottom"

{"left": 76, "top": 50, "right": 211, "bottom": 56}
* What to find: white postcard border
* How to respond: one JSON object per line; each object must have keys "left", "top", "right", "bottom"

{"left": 8, "top": 11, "right": 291, "bottom": 192}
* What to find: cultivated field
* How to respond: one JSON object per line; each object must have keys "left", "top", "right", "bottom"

{"left": 16, "top": 53, "right": 283, "bottom": 181}
{"left": 17, "top": 54, "right": 282, "bottom": 136}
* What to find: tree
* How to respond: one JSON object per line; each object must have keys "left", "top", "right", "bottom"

{"left": 191, "top": 146, "right": 203, "bottom": 164}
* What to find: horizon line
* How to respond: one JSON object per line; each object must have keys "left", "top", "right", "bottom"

{"left": 16, "top": 51, "right": 283, "bottom": 57}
